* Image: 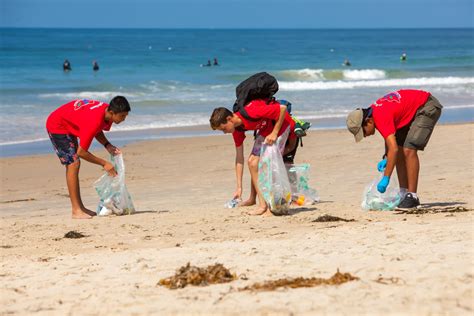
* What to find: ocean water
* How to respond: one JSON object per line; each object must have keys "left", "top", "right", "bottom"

{"left": 0, "top": 28, "right": 473, "bottom": 156}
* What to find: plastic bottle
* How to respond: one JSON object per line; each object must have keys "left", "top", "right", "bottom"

{"left": 224, "top": 198, "right": 241, "bottom": 209}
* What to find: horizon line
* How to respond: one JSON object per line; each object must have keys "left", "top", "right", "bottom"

{"left": 1, "top": 26, "right": 473, "bottom": 30}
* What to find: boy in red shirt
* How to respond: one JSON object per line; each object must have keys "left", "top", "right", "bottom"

{"left": 210, "top": 99, "right": 297, "bottom": 216}
{"left": 46, "top": 96, "right": 131, "bottom": 219}
{"left": 346, "top": 89, "right": 442, "bottom": 209}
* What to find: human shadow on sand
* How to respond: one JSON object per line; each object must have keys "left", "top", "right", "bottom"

{"left": 287, "top": 206, "right": 318, "bottom": 215}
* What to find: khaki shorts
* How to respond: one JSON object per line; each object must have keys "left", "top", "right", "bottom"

{"left": 395, "top": 95, "right": 443, "bottom": 150}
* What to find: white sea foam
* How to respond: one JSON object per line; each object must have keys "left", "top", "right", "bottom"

{"left": 280, "top": 69, "right": 326, "bottom": 81}
{"left": 443, "top": 104, "right": 474, "bottom": 110}
{"left": 0, "top": 137, "right": 49, "bottom": 146}
{"left": 39, "top": 91, "right": 131, "bottom": 100}
{"left": 343, "top": 69, "right": 386, "bottom": 80}
{"left": 111, "top": 114, "right": 210, "bottom": 132}
{"left": 279, "top": 68, "right": 387, "bottom": 81}
{"left": 279, "top": 77, "right": 474, "bottom": 91}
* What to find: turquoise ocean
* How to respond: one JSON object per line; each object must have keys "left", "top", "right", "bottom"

{"left": 0, "top": 28, "right": 473, "bottom": 156}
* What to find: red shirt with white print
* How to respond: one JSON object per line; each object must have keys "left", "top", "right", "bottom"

{"left": 46, "top": 99, "right": 112, "bottom": 151}
{"left": 232, "top": 99, "right": 296, "bottom": 147}
{"left": 370, "top": 90, "right": 431, "bottom": 139}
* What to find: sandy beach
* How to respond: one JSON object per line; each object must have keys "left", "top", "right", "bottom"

{"left": 1, "top": 123, "right": 473, "bottom": 315}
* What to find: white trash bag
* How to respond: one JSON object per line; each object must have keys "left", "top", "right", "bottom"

{"left": 362, "top": 174, "right": 401, "bottom": 211}
{"left": 94, "top": 154, "right": 135, "bottom": 216}
{"left": 258, "top": 143, "right": 292, "bottom": 215}
{"left": 286, "top": 163, "right": 320, "bottom": 205}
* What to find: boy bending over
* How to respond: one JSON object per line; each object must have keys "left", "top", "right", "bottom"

{"left": 346, "top": 89, "right": 442, "bottom": 209}
{"left": 210, "top": 99, "right": 297, "bottom": 216}
{"left": 46, "top": 96, "right": 131, "bottom": 219}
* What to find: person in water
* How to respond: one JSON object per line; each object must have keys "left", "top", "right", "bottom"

{"left": 63, "top": 59, "right": 72, "bottom": 71}
{"left": 213, "top": 58, "right": 219, "bottom": 66}
{"left": 343, "top": 59, "right": 351, "bottom": 67}
{"left": 400, "top": 53, "right": 407, "bottom": 61}
{"left": 93, "top": 60, "right": 99, "bottom": 71}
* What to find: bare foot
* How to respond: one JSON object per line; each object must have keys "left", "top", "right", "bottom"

{"left": 72, "top": 210, "right": 93, "bottom": 219}
{"left": 246, "top": 206, "right": 268, "bottom": 216}
{"left": 239, "top": 198, "right": 256, "bottom": 207}
{"left": 262, "top": 209, "right": 273, "bottom": 216}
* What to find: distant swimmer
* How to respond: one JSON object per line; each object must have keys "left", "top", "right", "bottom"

{"left": 92, "top": 60, "right": 99, "bottom": 71}
{"left": 400, "top": 52, "right": 407, "bottom": 61}
{"left": 201, "top": 59, "right": 212, "bottom": 67}
{"left": 63, "top": 59, "right": 72, "bottom": 71}
{"left": 342, "top": 59, "right": 351, "bottom": 67}
{"left": 213, "top": 57, "right": 219, "bottom": 66}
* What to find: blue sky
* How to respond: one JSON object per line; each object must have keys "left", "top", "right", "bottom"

{"left": 1, "top": 0, "right": 473, "bottom": 28}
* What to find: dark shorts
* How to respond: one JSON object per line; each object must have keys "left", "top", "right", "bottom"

{"left": 48, "top": 132, "right": 79, "bottom": 165}
{"left": 251, "top": 127, "right": 290, "bottom": 156}
{"left": 395, "top": 95, "right": 443, "bottom": 151}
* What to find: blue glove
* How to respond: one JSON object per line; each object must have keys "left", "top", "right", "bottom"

{"left": 377, "top": 176, "right": 390, "bottom": 193}
{"left": 377, "top": 158, "right": 387, "bottom": 172}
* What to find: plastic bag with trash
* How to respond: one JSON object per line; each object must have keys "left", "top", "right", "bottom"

{"left": 361, "top": 174, "right": 401, "bottom": 211}
{"left": 94, "top": 153, "right": 135, "bottom": 216}
{"left": 286, "top": 163, "right": 319, "bottom": 205}
{"left": 258, "top": 143, "right": 292, "bottom": 215}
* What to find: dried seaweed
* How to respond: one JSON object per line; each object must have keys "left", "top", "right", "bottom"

{"left": 239, "top": 270, "right": 358, "bottom": 292}
{"left": 312, "top": 215, "right": 355, "bottom": 222}
{"left": 158, "top": 263, "right": 237, "bottom": 289}
{"left": 395, "top": 206, "right": 472, "bottom": 215}
{"left": 1, "top": 198, "right": 36, "bottom": 204}
{"left": 63, "top": 231, "right": 86, "bottom": 239}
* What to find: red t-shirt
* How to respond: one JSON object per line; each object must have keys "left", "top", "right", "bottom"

{"left": 232, "top": 99, "right": 296, "bottom": 147}
{"left": 371, "top": 90, "right": 431, "bottom": 139}
{"left": 46, "top": 99, "right": 112, "bottom": 150}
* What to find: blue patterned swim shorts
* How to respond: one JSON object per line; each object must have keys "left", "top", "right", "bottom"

{"left": 48, "top": 132, "right": 79, "bottom": 165}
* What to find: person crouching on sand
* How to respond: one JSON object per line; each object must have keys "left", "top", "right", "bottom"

{"left": 346, "top": 89, "right": 442, "bottom": 210}
{"left": 209, "top": 100, "right": 297, "bottom": 216}
{"left": 45, "top": 96, "right": 131, "bottom": 219}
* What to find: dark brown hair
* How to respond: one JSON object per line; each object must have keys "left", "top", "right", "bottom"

{"left": 209, "top": 107, "right": 233, "bottom": 130}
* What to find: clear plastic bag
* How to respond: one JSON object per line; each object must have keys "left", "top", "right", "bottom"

{"left": 94, "top": 154, "right": 135, "bottom": 216}
{"left": 361, "top": 174, "right": 402, "bottom": 211}
{"left": 258, "top": 143, "right": 292, "bottom": 215}
{"left": 286, "top": 164, "right": 319, "bottom": 205}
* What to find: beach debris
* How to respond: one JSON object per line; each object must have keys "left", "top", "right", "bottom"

{"left": 362, "top": 175, "right": 401, "bottom": 211}
{"left": 395, "top": 206, "right": 472, "bottom": 215}
{"left": 375, "top": 276, "right": 405, "bottom": 285}
{"left": 286, "top": 164, "right": 319, "bottom": 205}
{"left": 158, "top": 263, "right": 237, "bottom": 289}
{"left": 312, "top": 215, "right": 355, "bottom": 222}
{"left": 258, "top": 143, "right": 292, "bottom": 215}
{"left": 1, "top": 198, "right": 36, "bottom": 204}
{"left": 63, "top": 231, "right": 87, "bottom": 239}
{"left": 239, "top": 270, "right": 358, "bottom": 292}
{"left": 94, "top": 153, "right": 135, "bottom": 216}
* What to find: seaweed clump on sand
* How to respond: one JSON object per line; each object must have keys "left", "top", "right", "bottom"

{"left": 312, "top": 215, "right": 355, "bottom": 223}
{"left": 239, "top": 270, "right": 358, "bottom": 292}
{"left": 64, "top": 231, "right": 87, "bottom": 239}
{"left": 158, "top": 263, "right": 237, "bottom": 289}
{"left": 395, "top": 206, "right": 472, "bottom": 215}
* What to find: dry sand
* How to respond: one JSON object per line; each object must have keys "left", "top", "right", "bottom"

{"left": 1, "top": 123, "right": 473, "bottom": 315}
